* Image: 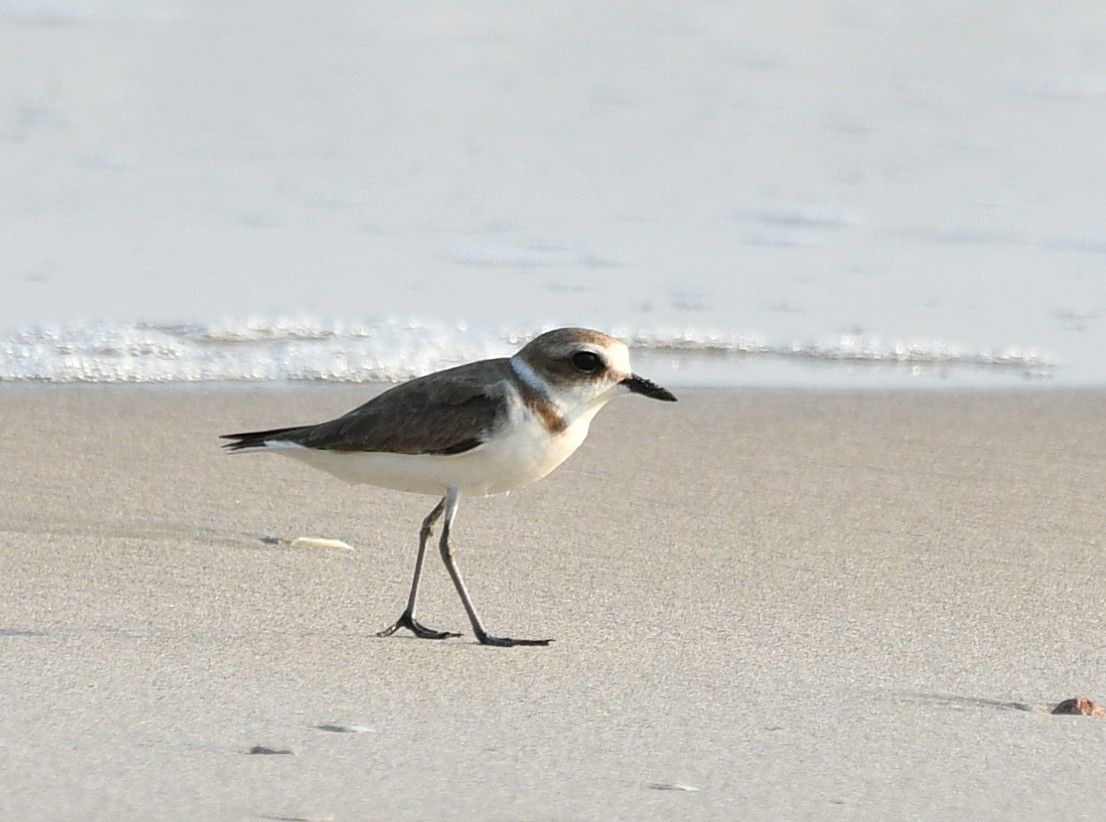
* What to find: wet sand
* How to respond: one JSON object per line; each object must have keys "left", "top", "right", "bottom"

{"left": 2, "top": 385, "right": 1105, "bottom": 820}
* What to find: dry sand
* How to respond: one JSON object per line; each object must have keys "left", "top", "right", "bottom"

{"left": 2, "top": 385, "right": 1105, "bottom": 820}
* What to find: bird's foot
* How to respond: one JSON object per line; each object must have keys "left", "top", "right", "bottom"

{"left": 375, "top": 610, "right": 460, "bottom": 640}
{"left": 475, "top": 632, "right": 553, "bottom": 647}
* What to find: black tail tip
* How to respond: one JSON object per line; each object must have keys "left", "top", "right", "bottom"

{"left": 220, "top": 432, "right": 266, "bottom": 451}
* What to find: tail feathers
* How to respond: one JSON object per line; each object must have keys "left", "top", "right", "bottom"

{"left": 220, "top": 425, "right": 309, "bottom": 452}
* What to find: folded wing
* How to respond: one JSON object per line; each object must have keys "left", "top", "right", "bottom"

{"left": 221, "top": 359, "right": 511, "bottom": 456}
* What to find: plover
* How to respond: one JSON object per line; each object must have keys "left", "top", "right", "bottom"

{"left": 221, "top": 327, "right": 677, "bottom": 647}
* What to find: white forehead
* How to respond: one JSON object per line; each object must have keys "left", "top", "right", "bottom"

{"left": 590, "top": 338, "right": 630, "bottom": 374}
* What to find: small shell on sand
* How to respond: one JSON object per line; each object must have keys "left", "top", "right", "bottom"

{"left": 288, "top": 537, "right": 353, "bottom": 551}
{"left": 647, "top": 782, "right": 700, "bottom": 792}
{"left": 315, "top": 723, "right": 374, "bottom": 734}
{"left": 1051, "top": 697, "right": 1105, "bottom": 716}
{"left": 261, "top": 536, "right": 354, "bottom": 551}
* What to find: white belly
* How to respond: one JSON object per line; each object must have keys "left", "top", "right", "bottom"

{"left": 268, "top": 411, "right": 594, "bottom": 497}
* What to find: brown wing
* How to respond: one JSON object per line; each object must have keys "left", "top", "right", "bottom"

{"left": 287, "top": 358, "right": 511, "bottom": 455}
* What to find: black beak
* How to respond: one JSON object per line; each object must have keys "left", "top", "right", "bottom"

{"left": 621, "top": 374, "right": 677, "bottom": 402}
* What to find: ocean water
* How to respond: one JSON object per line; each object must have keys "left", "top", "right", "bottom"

{"left": 1, "top": 2, "right": 1102, "bottom": 388}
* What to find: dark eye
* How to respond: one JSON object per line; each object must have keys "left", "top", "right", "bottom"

{"left": 572, "top": 351, "right": 603, "bottom": 372}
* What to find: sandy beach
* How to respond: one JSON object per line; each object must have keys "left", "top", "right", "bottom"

{"left": 2, "top": 385, "right": 1105, "bottom": 820}
{"left": 5, "top": 3, "right": 1105, "bottom": 818}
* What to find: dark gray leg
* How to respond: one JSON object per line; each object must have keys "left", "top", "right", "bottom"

{"left": 437, "top": 488, "right": 552, "bottom": 647}
{"left": 376, "top": 498, "right": 460, "bottom": 640}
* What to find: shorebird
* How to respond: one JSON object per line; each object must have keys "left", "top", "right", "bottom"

{"left": 221, "top": 327, "right": 677, "bottom": 646}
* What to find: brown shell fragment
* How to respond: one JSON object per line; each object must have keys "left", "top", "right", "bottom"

{"left": 1051, "top": 697, "right": 1105, "bottom": 716}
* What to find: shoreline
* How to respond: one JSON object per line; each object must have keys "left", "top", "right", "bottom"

{"left": 0, "top": 369, "right": 1093, "bottom": 393}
